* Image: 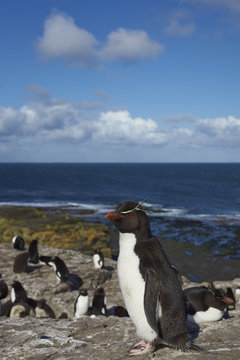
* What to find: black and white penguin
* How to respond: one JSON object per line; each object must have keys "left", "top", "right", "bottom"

{"left": 35, "top": 299, "right": 56, "bottom": 319}
{"left": 183, "top": 283, "right": 234, "bottom": 325}
{"left": 12, "top": 235, "right": 25, "bottom": 250}
{"left": 92, "top": 287, "right": 107, "bottom": 315}
{"left": 10, "top": 280, "right": 37, "bottom": 309}
{"left": 39, "top": 255, "right": 53, "bottom": 266}
{"left": 93, "top": 250, "right": 104, "bottom": 269}
{"left": 106, "top": 200, "right": 192, "bottom": 356}
{"left": 74, "top": 289, "right": 90, "bottom": 318}
{"left": 48, "top": 256, "right": 69, "bottom": 283}
{"left": 28, "top": 239, "right": 39, "bottom": 264}
{"left": 234, "top": 286, "right": 240, "bottom": 304}
{"left": 13, "top": 251, "right": 30, "bottom": 273}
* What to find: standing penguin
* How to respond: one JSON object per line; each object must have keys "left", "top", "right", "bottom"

{"left": 74, "top": 289, "right": 90, "bottom": 318}
{"left": 183, "top": 283, "right": 234, "bottom": 324}
{"left": 12, "top": 235, "right": 25, "bottom": 250}
{"left": 93, "top": 250, "right": 104, "bottom": 269}
{"left": 49, "top": 256, "right": 69, "bottom": 283}
{"left": 11, "top": 280, "right": 37, "bottom": 309}
{"left": 92, "top": 287, "right": 107, "bottom": 315}
{"left": 106, "top": 200, "right": 192, "bottom": 356}
{"left": 28, "top": 239, "right": 39, "bottom": 264}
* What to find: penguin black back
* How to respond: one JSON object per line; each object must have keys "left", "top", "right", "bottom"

{"left": 0, "top": 279, "right": 8, "bottom": 300}
{"left": 51, "top": 256, "right": 69, "bottom": 282}
{"left": 12, "top": 235, "right": 25, "bottom": 250}
{"left": 183, "top": 284, "right": 233, "bottom": 314}
{"left": 92, "top": 287, "right": 107, "bottom": 315}
{"left": 28, "top": 239, "right": 39, "bottom": 264}
{"left": 11, "top": 281, "right": 28, "bottom": 303}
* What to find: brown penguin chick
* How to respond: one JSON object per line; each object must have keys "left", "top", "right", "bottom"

{"left": 1, "top": 300, "right": 12, "bottom": 317}
{"left": 35, "top": 300, "right": 56, "bottom": 319}
{"left": 13, "top": 252, "right": 30, "bottom": 273}
{"left": 10, "top": 302, "right": 35, "bottom": 317}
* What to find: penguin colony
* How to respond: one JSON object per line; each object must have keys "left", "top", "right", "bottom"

{"left": 0, "top": 201, "right": 238, "bottom": 357}
{"left": 1, "top": 234, "right": 128, "bottom": 321}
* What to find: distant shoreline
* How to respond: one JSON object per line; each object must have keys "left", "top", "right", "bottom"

{"left": 0, "top": 205, "right": 240, "bottom": 283}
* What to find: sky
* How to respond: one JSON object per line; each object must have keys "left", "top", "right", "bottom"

{"left": 0, "top": 0, "right": 240, "bottom": 163}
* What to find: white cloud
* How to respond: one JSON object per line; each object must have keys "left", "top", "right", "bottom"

{"left": 164, "top": 9, "right": 196, "bottom": 37}
{"left": 35, "top": 12, "right": 98, "bottom": 67}
{"left": 100, "top": 28, "right": 163, "bottom": 64}
{"left": 196, "top": 116, "right": 240, "bottom": 144}
{"left": 35, "top": 12, "right": 163, "bottom": 67}
{"left": 93, "top": 110, "right": 167, "bottom": 145}
{"left": 1, "top": 86, "right": 240, "bottom": 150}
{"left": 185, "top": 0, "right": 240, "bottom": 13}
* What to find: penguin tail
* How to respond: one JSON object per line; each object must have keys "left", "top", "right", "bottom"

{"left": 167, "top": 333, "right": 205, "bottom": 353}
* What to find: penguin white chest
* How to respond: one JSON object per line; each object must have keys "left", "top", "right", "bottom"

{"left": 75, "top": 296, "right": 90, "bottom": 317}
{"left": 93, "top": 254, "right": 102, "bottom": 269}
{"left": 188, "top": 307, "right": 224, "bottom": 324}
{"left": 117, "top": 233, "right": 157, "bottom": 342}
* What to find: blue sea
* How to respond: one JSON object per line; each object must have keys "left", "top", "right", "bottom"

{"left": 0, "top": 163, "right": 240, "bottom": 259}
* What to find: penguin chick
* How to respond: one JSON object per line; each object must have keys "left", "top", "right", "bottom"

{"left": 10, "top": 302, "right": 35, "bottom": 317}
{"left": 35, "top": 299, "right": 56, "bottom": 318}
{"left": 106, "top": 200, "right": 192, "bottom": 356}
{"left": 13, "top": 252, "right": 30, "bottom": 273}
{"left": 74, "top": 289, "right": 90, "bottom": 318}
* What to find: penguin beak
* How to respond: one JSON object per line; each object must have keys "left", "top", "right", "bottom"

{"left": 223, "top": 297, "right": 234, "bottom": 304}
{"left": 105, "top": 211, "right": 122, "bottom": 221}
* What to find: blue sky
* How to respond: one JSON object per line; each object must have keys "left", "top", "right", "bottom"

{"left": 1, "top": 0, "right": 240, "bottom": 162}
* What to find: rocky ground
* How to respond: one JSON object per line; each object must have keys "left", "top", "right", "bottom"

{"left": 0, "top": 243, "right": 240, "bottom": 360}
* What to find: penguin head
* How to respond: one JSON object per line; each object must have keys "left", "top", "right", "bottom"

{"left": 206, "top": 283, "right": 234, "bottom": 310}
{"left": 106, "top": 200, "right": 150, "bottom": 234}
{"left": 79, "top": 288, "right": 88, "bottom": 297}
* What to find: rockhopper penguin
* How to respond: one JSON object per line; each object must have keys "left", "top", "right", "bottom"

{"left": 183, "top": 283, "right": 234, "bottom": 324}
{"left": 106, "top": 200, "right": 192, "bottom": 356}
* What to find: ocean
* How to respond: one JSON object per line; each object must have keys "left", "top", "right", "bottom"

{"left": 0, "top": 163, "right": 240, "bottom": 260}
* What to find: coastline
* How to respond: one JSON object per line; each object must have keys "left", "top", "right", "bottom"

{"left": 0, "top": 205, "right": 239, "bottom": 282}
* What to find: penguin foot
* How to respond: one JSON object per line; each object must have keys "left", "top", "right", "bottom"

{"left": 129, "top": 340, "right": 152, "bottom": 356}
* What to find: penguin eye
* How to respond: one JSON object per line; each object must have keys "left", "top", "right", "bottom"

{"left": 128, "top": 213, "right": 133, "bottom": 218}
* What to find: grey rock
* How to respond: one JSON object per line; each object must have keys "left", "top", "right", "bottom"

{"left": 0, "top": 243, "right": 240, "bottom": 359}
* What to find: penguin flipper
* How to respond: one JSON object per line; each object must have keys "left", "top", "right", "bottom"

{"left": 143, "top": 268, "right": 161, "bottom": 335}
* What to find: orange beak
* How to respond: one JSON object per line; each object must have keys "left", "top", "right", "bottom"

{"left": 105, "top": 211, "right": 121, "bottom": 220}
{"left": 223, "top": 297, "right": 234, "bottom": 304}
